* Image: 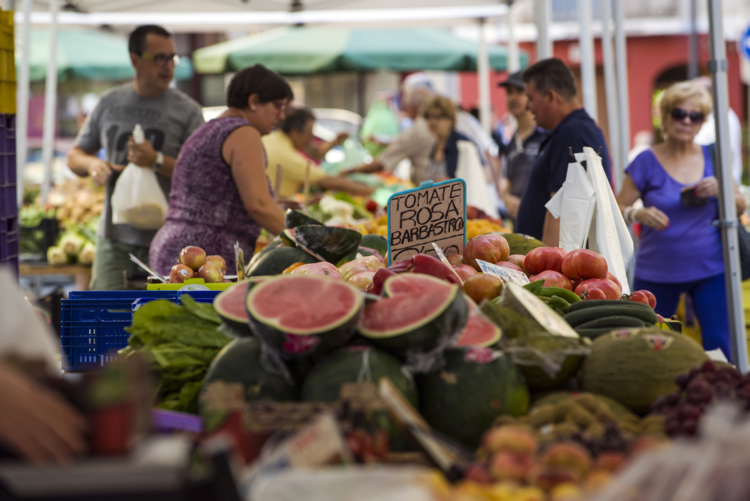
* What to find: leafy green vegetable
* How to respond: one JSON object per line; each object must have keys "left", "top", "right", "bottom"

{"left": 332, "top": 192, "right": 374, "bottom": 221}
{"left": 181, "top": 295, "right": 221, "bottom": 325}
{"left": 120, "top": 299, "right": 232, "bottom": 413}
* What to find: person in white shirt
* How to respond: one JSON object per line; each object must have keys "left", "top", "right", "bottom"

{"left": 692, "top": 76, "right": 743, "bottom": 184}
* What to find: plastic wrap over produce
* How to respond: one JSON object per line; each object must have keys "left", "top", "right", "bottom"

{"left": 249, "top": 466, "right": 441, "bottom": 501}
{"left": 592, "top": 403, "right": 750, "bottom": 501}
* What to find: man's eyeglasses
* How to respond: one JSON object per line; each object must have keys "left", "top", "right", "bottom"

{"left": 140, "top": 52, "right": 182, "bottom": 67}
{"left": 670, "top": 108, "right": 705, "bottom": 124}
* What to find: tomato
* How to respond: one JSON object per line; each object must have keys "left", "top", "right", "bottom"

{"left": 365, "top": 199, "right": 379, "bottom": 213}
{"left": 524, "top": 247, "right": 568, "bottom": 276}
{"left": 637, "top": 289, "right": 657, "bottom": 309}
{"left": 561, "top": 249, "right": 608, "bottom": 280}
{"left": 529, "top": 270, "right": 573, "bottom": 291}
{"left": 606, "top": 272, "right": 622, "bottom": 290}
{"left": 575, "top": 278, "right": 622, "bottom": 300}
{"left": 582, "top": 288, "right": 607, "bottom": 300}
{"left": 628, "top": 291, "right": 650, "bottom": 306}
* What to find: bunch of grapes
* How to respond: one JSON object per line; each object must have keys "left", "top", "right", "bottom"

{"left": 650, "top": 361, "right": 750, "bottom": 437}
{"left": 570, "top": 422, "right": 629, "bottom": 457}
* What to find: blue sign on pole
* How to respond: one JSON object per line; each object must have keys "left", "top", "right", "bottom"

{"left": 740, "top": 25, "right": 750, "bottom": 61}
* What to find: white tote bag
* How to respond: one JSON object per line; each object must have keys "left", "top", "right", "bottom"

{"left": 110, "top": 124, "right": 169, "bottom": 230}
{"left": 454, "top": 140, "right": 499, "bottom": 218}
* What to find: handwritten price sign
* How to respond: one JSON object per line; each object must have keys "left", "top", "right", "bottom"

{"left": 387, "top": 180, "right": 466, "bottom": 264}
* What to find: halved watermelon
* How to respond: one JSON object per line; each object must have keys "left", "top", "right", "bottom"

{"left": 359, "top": 274, "right": 469, "bottom": 358}
{"left": 246, "top": 275, "right": 363, "bottom": 359}
{"left": 247, "top": 247, "right": 317, "bottom": 277}
{"left": 214, "top": 281, "right": 252, "bottom": 336}
{"left": 455, "top": 300, "right": 502, "bottom": 348}
{"left": 280, "top": 228, "right": 297, "bottom": 247}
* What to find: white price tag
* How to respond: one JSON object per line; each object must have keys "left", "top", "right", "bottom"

{"left": 432, "top": 243, "right": 463, "bottom": 285}
{"left": 505, "top": 283, "right": 579, "bottom": 338}
{"left": 476, "top": 259, "right": 530, "bottom": 285}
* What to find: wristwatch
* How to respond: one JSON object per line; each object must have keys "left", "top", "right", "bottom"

{"left": 152, "top": 151, "right": 164, "bottom": 173}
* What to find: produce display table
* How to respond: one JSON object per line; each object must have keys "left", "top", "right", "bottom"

{"left": 19, "top": 263, "right": 91, "bottom": 292}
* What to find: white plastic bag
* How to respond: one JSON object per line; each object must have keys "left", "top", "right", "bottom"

{"left": 111, "top": 124, "right": 169, "bottom": 230}
{"left": 455, "top": 140, "right": 499, "bottom": 218}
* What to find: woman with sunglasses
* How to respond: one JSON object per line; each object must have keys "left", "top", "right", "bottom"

{"left": 617, "top": 81, "right": 746, "bottom": 361}
{"left": 149, "top": 64, "right": 292, "bottom": 275}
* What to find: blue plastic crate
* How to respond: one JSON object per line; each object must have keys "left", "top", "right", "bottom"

{"left": 61, "top": 290, "right": 221, "bottom": 371}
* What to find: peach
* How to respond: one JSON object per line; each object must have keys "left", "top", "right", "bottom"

{"left": 595, "top": 452, "right": 626, "bottom": 472}
{"left": 549, "top": 482, "right": 583, "bottom": 501}
{"left": 528, "top": 465, "right": 581, "bottom": 491}
{"left": 490, "top": 451, "right": 535, "bottom": 482}
{"left": 179, "top": 246, "right": 207, "bottom": 271}
{"left": 540, "top": 441, "right": 592, "bottom": 477}
{"left": 463, "top": 273, "right": 503, "bottom": 304}
{"left": 482, "top": 426, "right": 538, "bottom": 456}
{"left": 205, "top": 255, "right": 227, "bottom": 272}
{"left": 170, "top": 264, "right": 194, "bottom": 283}
{"left": 197, "top": 262, "right": 224, "bottom": 283}
{"left": 584, "top": 469, "right": 613, "bottom": 491}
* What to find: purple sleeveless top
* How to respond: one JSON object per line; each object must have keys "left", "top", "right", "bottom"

{"left": 149, "top": 116, "right": 268, "bottom": 276}
{"left": 626, "top": 146, "right": 723, "bottom": 283}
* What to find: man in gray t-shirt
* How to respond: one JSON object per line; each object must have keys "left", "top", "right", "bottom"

{"left": 68, "top": 25, "right": 204, "bottom": 290}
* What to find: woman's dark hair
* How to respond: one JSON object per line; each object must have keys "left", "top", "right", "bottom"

{"left": 227, "top": 64, "right": 294, "bottom": 109}
{"left": 128, "top": 25, "right": 172, "bottom": 55}
{"left": 280, "top": 108, "right": 316, "bottom": 135}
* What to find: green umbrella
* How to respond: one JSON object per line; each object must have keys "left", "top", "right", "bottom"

{"left": 19, "top": 29, "right": 193, "bottom": 82}
{"left": 195, "top": 27, "right": 528, "bottom": 74}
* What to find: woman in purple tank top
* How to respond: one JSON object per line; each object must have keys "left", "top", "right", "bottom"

{"left": 150, "top": 65, "right": 292, "bottom": 276}
{"left": 617, "top": 82, "right": 746, "bottom": 361}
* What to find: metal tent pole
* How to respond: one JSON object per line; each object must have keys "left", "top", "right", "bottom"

{"left": 507, "top": 1, "right": 520, "bottom": 72}
{"left": 613, "top": 0, "right": 631, "bottom": 174}
{"left": 535, "top": 0, "right": 552, "bottom": 60}
{"left": 40, "top": 0, "right": 59, "bottom": 204}
{"left": 601, "top": 0, "right": 621, "bottom": 190}
{"left": 688, "top": 0, "right": 699, "bottom": 79}
{"left": 577, "top": 0, "right": 597, "bottom": 120}
{"left": 707, "top": 0, "right": 748, "bottom": 372}
{"left": 15, "top": 0, "right": 32, "bottom": 206}
{"left": 477, "top": 17, "right": 492, "bottom": 134}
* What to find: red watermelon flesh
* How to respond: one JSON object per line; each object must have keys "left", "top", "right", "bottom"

{"left": 360, "top": 274, "right": 469, "bottom": 357}
{"left": 383, "top": 273, "right": 450, "bottom": 297}
{"left": 251, "top": 276, "right": 360, "bottom": 333}
{"left": 455, "top": 311, "right": 502, "bottom": 348}
{"left": 214, "top": 281, "right": 252, "bottom": 336}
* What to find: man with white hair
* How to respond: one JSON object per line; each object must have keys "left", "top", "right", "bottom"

{"left": 692, "top": 76, "right": 743, "bottom": 184}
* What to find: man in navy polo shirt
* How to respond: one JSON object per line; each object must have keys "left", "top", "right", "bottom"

{"left": 515, "top": 58, "right": 612, "bottom": 245}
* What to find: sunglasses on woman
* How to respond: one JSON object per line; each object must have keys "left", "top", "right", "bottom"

{"left": 670, "top": 108, "right": 705, "bottom": 124}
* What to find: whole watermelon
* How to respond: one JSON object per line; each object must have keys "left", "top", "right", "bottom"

{"left": 417, "top": 347, "right": 529, "bottom": 448}
{"left": 301, "top": 346, "right": 418, "bottom": 407}
{"left": 199, "top": 337, "right": 298, "bottom": 432}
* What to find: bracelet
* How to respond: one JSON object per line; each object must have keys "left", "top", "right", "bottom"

{"left": 623, "top": 207, "right": 632, "bottom": 223}
{"left": 623, "top": 207, "right": 641, "bottom": 225}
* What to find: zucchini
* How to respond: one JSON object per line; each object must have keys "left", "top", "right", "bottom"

{"left": 563, "top": 305, "right": 658, "bottom": 327}
{"left": 538, "top": 287, "right": 581, "bottom": 304}
{"left": 575, "top": 327, "right": 617, "bottom": 339}
{"left": 576, "top": 315, "right": 645, "bottom": 329}
{"left": 568, "top": 299, "right": 652, "bottom": 313}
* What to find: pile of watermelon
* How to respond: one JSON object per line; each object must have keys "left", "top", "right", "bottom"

{"left": 200, "top": 212, "right": 536, "bottom": 448}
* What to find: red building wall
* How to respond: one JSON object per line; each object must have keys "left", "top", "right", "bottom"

{"left": 459, "top": 34, "right": 745, "bottom": 150}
